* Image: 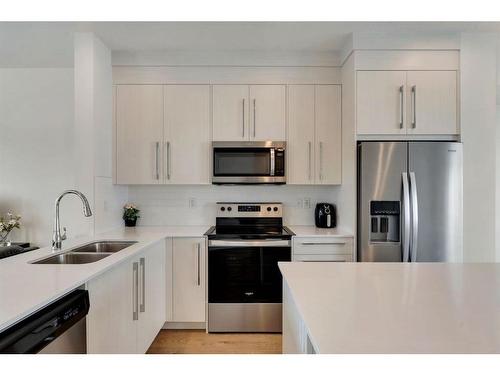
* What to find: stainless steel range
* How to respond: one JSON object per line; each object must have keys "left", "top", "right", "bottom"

{"left": 205, "top": 202, "right": 293, "bottom": 332}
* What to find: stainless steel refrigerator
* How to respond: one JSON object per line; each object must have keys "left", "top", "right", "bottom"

{"left": 357, "top": 142, "right": 463, "bottom": 262}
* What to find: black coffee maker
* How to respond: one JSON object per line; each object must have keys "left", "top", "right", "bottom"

{"left": 315, "top": 203, "right": 336, "bottom": 228}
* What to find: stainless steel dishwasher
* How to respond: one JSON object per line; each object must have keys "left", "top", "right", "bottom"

{"left": 0, "top": 289, "right": 89, "bottom": 354}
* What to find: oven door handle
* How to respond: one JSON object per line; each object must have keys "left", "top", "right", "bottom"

{"left": 208, "top": 239, "right": 291, "bottom": 247}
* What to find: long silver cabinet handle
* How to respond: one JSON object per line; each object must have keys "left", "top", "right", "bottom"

{"left": 197, "top": 243, "right": 201, "bottom": 286}
{"left": 242, "top": 99, "right": 245, "bottom": 138}
{"left": 409, "top": 172, "right": 419, "bottom": 262}
{"left": 308, "top": 142, "right": 312, "bottom": 181}
{"left": 253, "top": 99, "right": 256, "bottom": 138}
{"left": 155, "top": 142, "right": 160, "bottom": 180}
{"left": 319, "top": 142, "right": 323, "bottom": 181}
{"left": 399, "top": 85, "right": 404, "bottom": 129}
{"left": 132, "top": 262, "right": 139, "bottom": 321}
{"left": 402, "top": 172, "right": 411, "bottom": 262}
{"left": 140, "top": 257, "right": 145, "bottom": 313}
{"left": 411, "top": 85, "right": 417, "bottom": 128}
{"left": 166, "top": 141, "right": 171, "bottom": 180}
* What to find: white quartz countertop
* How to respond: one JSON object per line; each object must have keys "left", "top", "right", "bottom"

{"left": 279, "top": 262, "right": 500, "bottom": 353}
{"left": 287, "top": 226, "right": 353, "bottom": 237}
{"left": 0, "top": 226, "right": 209, "bottom": 332}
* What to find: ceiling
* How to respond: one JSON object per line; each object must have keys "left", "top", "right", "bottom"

{"left": 1, "top": 21, "right": 500, "bottom": 67}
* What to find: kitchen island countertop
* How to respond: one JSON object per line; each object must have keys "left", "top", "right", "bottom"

{"left": 279, "top": 261, "right": 500, "bottom": 353}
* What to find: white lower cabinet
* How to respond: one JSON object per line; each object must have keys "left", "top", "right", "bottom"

{"left": 292, "top": 236, "right": 354, "bottom": 262}
{"left": 166, "top": 237, "right": 206, "bottom": 324}
{"left": 86, "top": 240, "right": 166, "bottom": 354}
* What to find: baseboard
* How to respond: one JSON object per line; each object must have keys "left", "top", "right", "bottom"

{"left": 162, "top": 322, "right": 207, "bottom": 330}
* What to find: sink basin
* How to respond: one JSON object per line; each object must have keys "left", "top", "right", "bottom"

{"left": 33, "top": 252, "right": 111, "bottom": 264}
{"left": 32, "top": 241, "right": 138, "bottom": 264}
{"left": 69, "top": 241, "right": 137, "bottom": 253}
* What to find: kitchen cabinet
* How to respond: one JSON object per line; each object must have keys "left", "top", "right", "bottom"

{"left": 116, "top": 85, "right": 164, "bottom": 184}
{"left": 212, "top": 85, "right": 286, "bottom": 141}
{"left": 287, "top": 85, "right": 341, "bottom": 184}
{"left": 292, "top": 236, "right": 354, "bottom": 262}
{"left": 356, "top": 70, "right": 458, "bottom": 136}
{"left": 86, "top": 240, "right": 166, "bottom": 354}
{"left": 166, "top": 237, "right": 206, "bottom": 323}
{"left": 164, "top": 85, "right": 211, "bottom": 184}
{"left": 115, "top": 84, "right": 210, "bottom": 185}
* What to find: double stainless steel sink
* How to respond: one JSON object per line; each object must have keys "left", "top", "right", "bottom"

{"left": 33, "top": 241, "right": 137, "bottom": 264}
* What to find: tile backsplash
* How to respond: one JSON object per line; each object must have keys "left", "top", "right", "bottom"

{"left": 128, "top": 185, "right": 339, "bottom": 226}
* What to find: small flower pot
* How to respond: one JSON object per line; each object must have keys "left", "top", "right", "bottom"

{"left": 124, "top": 218, "right": 137, "bottom": 227}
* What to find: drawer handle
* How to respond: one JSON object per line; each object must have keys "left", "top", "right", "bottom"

{"left": 300, "top": 242, "right": 346, "bottom": 246}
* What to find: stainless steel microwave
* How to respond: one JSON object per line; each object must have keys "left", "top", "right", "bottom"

{"left": 212, "top": 141, "right": 286, "bottom": 184}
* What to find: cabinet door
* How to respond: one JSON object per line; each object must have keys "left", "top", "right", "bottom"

{"left": 249, "top": 85, "right": 286, "bottom": 141}
{"left": 164, "top": 85, "right": 210, "bottom": 184}
{"left": 137, "top": 241, "right": 166, "bottom": 353}
{"left": 86, "top": 258, "right": 137, "bottom": 354}
{"left": 116, "top": 85, "right": 164, "bottom": 184}
{"left": 287, "top": 85, "right": 315, "bottom": 184}
{"left": 406, "top": 71, "right": 458, "bottom": 135}
{"left": 315, "top": 85, "right": 342, "bottom": 184}
{"left": 213, "top": 85, "right": 249, "bottom": 141}
{"left": 172, "top": 238, "right": 206, "bottom": 322}
{"left": 356, "top": 71, "right": 406, "bottom": 135}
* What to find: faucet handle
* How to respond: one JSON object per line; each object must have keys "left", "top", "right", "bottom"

{"left": 61, "top": 227, "right": 67, "bottom": 241}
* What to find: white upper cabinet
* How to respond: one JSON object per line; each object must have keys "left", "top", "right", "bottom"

{"left": 116, "top": 85, "right": 164, "bottom": 184}
{"left": 287, "top": 85, "right": 342, "bottom": 185}
{"left": 213, "top": 85, "right": 249, "bottom": 141}
{"left": 315, "top": 85, "right": 342, "bottom": 184}
{"left": 249, "top": 85, "right": 286, "bottom": 141}
{"left": 164, "top": 85, "right": 211, "bottom": 184}
{"left": 287, "top": 85, "right": 315, "bottom": 184}
{"left": 356, "top": 70, "right": 458, "bottom": 136}
{"left": 356, "top": 71, "right": 407, "bottom": 135}
{"left": 213, "top": 85, "right": 286, "bottom": 141}
{"left": 406, "top": 71, "right": 458, "bottom": 135}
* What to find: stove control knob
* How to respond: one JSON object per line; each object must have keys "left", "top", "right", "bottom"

{"left": 220, "top": 206, "right": 225, "bottom": 211}
{"left": 273, "top": 207, "right": 278, "bottom": 212}
{"left": 267, "top": 207, "right": 272, "bottom": 212}
{"left": 227, "top": 207, "right": 232, "bottom": 212}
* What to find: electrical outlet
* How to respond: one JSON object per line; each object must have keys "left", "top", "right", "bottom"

{"left": 189, "top": 198, "right": 197, "bottom": 208}
{"left": 296, "top": 198, "right": 304, "bottom": 209}
{"left": 304, "top": 198, "right": 311, "bottom": 209}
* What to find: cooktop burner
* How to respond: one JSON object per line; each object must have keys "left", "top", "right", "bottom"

{"left": 204, "top": 202, "right": 294, "bottom": 240}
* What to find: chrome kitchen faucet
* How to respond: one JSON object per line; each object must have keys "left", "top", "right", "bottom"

{"left": 52, "top": 190, "right": 92, "bottom": 251}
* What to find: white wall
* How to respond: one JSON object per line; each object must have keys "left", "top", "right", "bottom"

{"left": 74, "top": 33, "right": 128, "bottom": 236}
{"left": 0, "top": 68, "right": 90, "bottom": 246}
{"left": 128, "top": 185, "right": 339, "bottom": 227}
{"left": 461, "top": 33, "right": 498, "bottom": 262}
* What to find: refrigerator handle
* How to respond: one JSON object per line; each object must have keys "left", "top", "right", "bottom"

{"left": 402, "top": 173, "right": 411, "bottom": 262}
{"left": 409, "top": 172, "right": 419, "bottom": 262}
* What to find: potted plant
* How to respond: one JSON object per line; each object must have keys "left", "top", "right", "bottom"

{"left": 123, "top": 204, "right": 140, "bottom": 227}
{"left": 0, "top": 213, "right": 21, "bottom": 246}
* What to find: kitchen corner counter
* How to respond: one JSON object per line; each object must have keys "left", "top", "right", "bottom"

{"left": 279, "top": 262, "right": 500, "bottom": 354}
{"left": 287, "top": 226, "right": 353, "bottom": 237}
{"left": 0, "top": 225, "right": 210, "bottom": 333}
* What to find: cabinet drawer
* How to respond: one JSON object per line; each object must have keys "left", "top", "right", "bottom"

{"left": 293, "top": 253, "right": 352, "bottom": 262}
{"left": 293, "top": 237, "right": 353, "bottom": 256}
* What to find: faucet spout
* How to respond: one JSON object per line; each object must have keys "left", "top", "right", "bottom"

{"left": 52, "top": 190, "right": 93, "bottom": 251}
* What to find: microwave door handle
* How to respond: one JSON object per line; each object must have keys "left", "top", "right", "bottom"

{"left": 270, "top": 148, "right": 275, "bottom": 176}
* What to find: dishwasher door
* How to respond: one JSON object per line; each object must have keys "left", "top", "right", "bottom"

{"left": 38, "top": 318, "right": 86, "bottom": 354}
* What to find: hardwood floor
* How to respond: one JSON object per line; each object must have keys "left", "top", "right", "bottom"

{"left": 147, "top": 329, "right": 282, "bottom": 354}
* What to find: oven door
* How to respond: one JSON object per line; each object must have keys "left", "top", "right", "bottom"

{"left": 212, "top": 142, "right": 286, "bottom": 184}
{"left": 208, "top": 240, "right": 291, "bottom": 303}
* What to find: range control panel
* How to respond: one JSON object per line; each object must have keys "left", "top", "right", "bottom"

{"left": 216, "top": 203, "right": 282, "bottom": 218}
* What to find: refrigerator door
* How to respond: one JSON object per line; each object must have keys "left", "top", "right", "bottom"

{"left": 408, "top": 142, "right": 463, "bottom": 262}
{"left": 358, "top": 142, "right": 408, "bottom": 262}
